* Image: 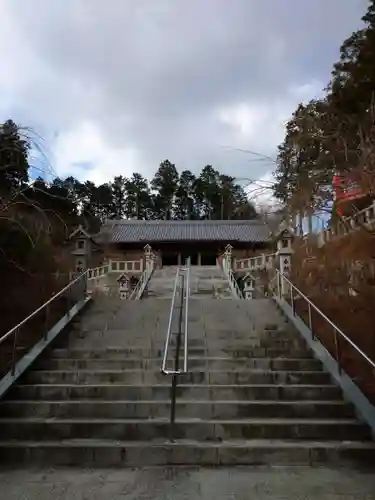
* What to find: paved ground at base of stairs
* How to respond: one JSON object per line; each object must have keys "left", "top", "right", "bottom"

{"left": 0, "top": 467, "right": 375, "bottom": 500}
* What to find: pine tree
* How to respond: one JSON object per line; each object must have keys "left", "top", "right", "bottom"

{"left": 0, "top": 120, "right": 29, "bottom": 196}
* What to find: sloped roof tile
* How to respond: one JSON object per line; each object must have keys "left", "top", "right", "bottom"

{"left": 96, "top": 219, "right": 272, "bottom": 244}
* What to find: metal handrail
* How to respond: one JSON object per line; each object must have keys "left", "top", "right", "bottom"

{"left": 161, "top": 257, "right": 190, "bottom": 441}
{"left": 0, "top": 270, "right": 89, "bottom": 347}
{"left": 128, "top": 258, "right": 155, "bottom": 300}
{"left": 183, "top": 260, "right": 190, "bottom": 371}
{"left": 161, "top": 259, "right": 190, "bottom": 374}
{"left": 274, "top": 269, "right": 375, "bottom": 371}
{"left": 222, "top": 253, "right": 243, "bottom": 299}
{"left": 0, "top": 271, "right": 88, "bottom": 379}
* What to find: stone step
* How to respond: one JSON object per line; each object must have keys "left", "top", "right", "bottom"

{"left": 9, "top": 384, "right": 343, "bottom": 401}
{"left": 77, "top": 328, "right": 302, "bottom": 341}
{"left": 154, "top": 338, "right": 308, "bottom": 350}
{"left": 50, "top": 346, "right": 313, "bottom": 359}
{"left": 0, "top": 400, "right": 355, "bottom": 419}
{"left": 23, "top": 370, "right": 332, "bottom": 385}
{"left": 0, "top": 418, "right": 369, "bottom": 441}
{"left": 59, "top": 333, "right": 308, "bottom": 345}
{"left": 66, "top": 334, "right": 304, "bottom": 346}
{"left": 3, "top": 439, "right": 375, "bottom": 466}
{"left": 35, "top": 357, "right": 324, "bottom": 372}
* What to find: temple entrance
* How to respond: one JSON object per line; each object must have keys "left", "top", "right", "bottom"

{"left": 201, "top": 252, "right": 217, "bottom": 266}
{"left": 161, "top": 252, "right": 179, "bottom": 266}
{"left": 182, "top": 252, "right": 198, "bottom": 265}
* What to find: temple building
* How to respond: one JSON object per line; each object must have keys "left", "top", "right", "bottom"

{"left": 90, "top": 218, "right": 276, "bottom": 270}
{"left": 68, "top": 217, "right": 283, "bottom": 275}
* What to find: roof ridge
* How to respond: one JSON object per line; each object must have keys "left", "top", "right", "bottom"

{"left": 98, "top": 218, "right": 273, "bottom": 244}
{"left": 109, "top": 219, "right": 265, "bottom": 225}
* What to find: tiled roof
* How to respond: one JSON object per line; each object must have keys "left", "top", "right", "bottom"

{"left": 96, "top": 219, "right": 272, "bottom": 244}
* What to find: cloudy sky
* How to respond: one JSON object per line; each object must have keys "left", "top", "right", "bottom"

{"left": 0, "top": 0, "right": 367, "bottom": 200}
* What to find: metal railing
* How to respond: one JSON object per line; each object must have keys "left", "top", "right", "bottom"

{"left": 221, "top": 253, "right": 243, "bottom": 299}
{"left": 128, "top": 258, "right": 155, "bottom": 300}
{"left": 0, "top": 271, "right": 88, "bottom": 381}
{"left": 161, "top": 257, "right": 190, "bottom": 440}
{"left": 273, "top": 269, "right": 375, "bottom": 376}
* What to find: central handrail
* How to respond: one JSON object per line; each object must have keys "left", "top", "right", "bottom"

{"left": 161, "top": 257, "right": 190, "bottom": 441}
{"left": 161, "top": 259, "right": 190, "bottom": 374}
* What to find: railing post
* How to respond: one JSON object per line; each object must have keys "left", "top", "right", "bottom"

{"left": 333, "top": 327, "right": 342, "bottom": 374}
{"left": 276, "top": 270, "right": 280, "bottom": 298}
{"left": 308, "top": 302, "right": 315, "bottom": 340}
{"left": 290, "top": 286, "right": 295, "bottom": 315}
{"left": 83, "top": 272, "right": 88, "bottom": 299}
{"left": 66, "top": 285, "right": 71, "bottom": 316}
{"left": 44, "top": 303, "right": 50, "bottom": 341}
{"left": 11, "top": 327, "right": 19, "bottom": 376}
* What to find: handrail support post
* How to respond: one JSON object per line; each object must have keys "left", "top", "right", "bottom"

{"left": 44, "top": 303, "right": 50, "bottom": 341}
{"left": 11, "top": 327, "right": 19, "bottom": 376}
{"left": 333, "top": 327, "right": 342, "bottom": 374}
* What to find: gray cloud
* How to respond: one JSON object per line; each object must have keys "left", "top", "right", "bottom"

{"left": 1, "top": 0, "right": 368, "bottom": 187}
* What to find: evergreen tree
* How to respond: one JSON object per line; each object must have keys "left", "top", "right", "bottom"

{"left": 0, "top": 120, "right": 29, "bottom": 196}
{"left": 151, "top": 160, "right": 179, "bottom": 220}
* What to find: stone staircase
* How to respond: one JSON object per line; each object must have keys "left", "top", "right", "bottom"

{"left": 0, "top": 297, "right": 374, "bottom": 466}
{"left": 145, "top": 266, "right": 180, "bottom": 298}
{"left": 146, "top": 265, "right": 232, "bottom": 299}
{"left": 189, "top": 265, "right": 233, "bottom": 298}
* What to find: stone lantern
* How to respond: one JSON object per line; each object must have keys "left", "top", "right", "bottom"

{"left": 242, "top": 272, "right": 256, "bottom": 300}
{"left": 276, "top": 225, "right": 294, "bottom": 296}
{"left": 117, "top": 273, "right": 130, "bottom": 300}
{"left": 224, "top": 244, "right": 233, "bottom": 269}
{"left": 143, "top": 244, "right": 153, "bottom": 270}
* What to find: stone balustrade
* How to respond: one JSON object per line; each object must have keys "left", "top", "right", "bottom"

{"left": 108, "top": 259, "right": 144, "bottom": 273}
{"left": 234, "top": 253, "right": 277, "bottom": 272}
{"left": 87, "top": 265, "right": 109, "bottom": 280}
{"left": 312, "top": 201, "right": 375, "bottom": 247}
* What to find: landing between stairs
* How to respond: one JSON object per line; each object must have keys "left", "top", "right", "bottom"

{"left": 1, "top": 466, "right": 375, "bottom": 499}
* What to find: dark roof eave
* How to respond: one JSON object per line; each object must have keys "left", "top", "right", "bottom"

{"left": 111, "top": 238, "right": 270, "bottom": 244}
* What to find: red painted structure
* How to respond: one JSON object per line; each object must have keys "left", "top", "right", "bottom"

{"left": 333, "top": 173, "right": 370, "bottom": 217}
